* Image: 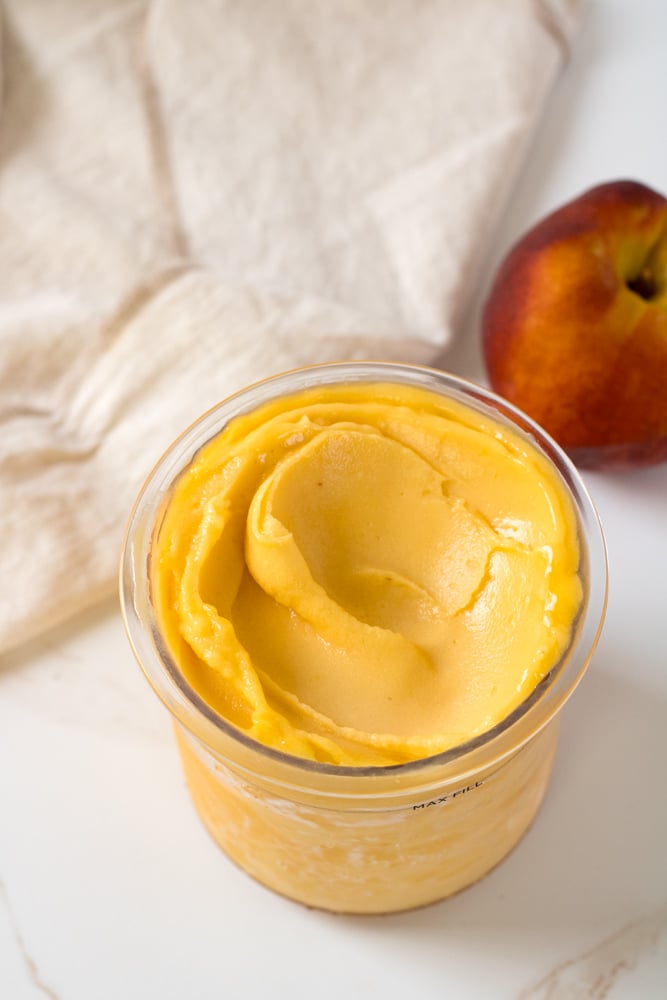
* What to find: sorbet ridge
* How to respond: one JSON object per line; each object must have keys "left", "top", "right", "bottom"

{"left": 152, "top": 382, "right": 583, "bottom": 767}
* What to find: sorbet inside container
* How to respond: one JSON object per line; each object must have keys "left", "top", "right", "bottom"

{"left": 121, "top": 362, "right": 606, "bottom": 913}
{"left": 152, "top": 377, "right": 584, "bottom": 767}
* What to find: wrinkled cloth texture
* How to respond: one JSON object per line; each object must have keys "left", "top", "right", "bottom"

{"left": 0, "top": 0, "right": 581, "bottom": 654}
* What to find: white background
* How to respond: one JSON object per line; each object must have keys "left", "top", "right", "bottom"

{"left": 2, "top": 1, "right": 667, "bottom": 997}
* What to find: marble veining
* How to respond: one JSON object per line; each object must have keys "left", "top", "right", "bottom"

{"left": 0, "top": 878, "right": 60, "bottom": 1000}
{"left": 518, "top": 904, "right": 667, "bottom": 999}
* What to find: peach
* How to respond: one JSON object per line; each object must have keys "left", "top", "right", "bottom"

{"left": 482, "top": 180, "right": 667, "bottom": 469}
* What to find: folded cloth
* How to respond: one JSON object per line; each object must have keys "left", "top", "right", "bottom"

{"left": 0, "top": 0, "right": 581, "bottom": 654}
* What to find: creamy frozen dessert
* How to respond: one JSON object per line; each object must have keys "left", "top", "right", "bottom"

{"left": 152, "top": 380, "right": 583, "bottom": 767}
{"left": 122, "top": 364, "right": 605, "bottom": 913}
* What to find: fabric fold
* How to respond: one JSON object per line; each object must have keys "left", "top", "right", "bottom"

{"left": 0, "top": 0, "right": 581, "bottom": 653}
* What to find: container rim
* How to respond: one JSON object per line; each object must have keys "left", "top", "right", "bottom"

{"left": 119, "top": 361, "right": 608, "bottom": 795}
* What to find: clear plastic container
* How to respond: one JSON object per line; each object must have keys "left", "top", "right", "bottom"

{"left": 120, "top": 362, "right": 607, "bottom": 914}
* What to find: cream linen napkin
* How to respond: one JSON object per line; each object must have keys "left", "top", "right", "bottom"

{"left": 0, "top": 0, "right": 581, "bottom": 654}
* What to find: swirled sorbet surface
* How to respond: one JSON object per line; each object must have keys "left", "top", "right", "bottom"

{"left": 153, "top": 382, "right": 582, "bottom": 766}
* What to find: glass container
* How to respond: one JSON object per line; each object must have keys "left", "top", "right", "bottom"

{"left": 120, "top": 362, "right": 607, "bottom": 914}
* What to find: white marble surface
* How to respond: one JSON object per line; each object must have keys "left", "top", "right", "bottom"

{"left": 2, "top": 0, "right": 667, "bottom": 997}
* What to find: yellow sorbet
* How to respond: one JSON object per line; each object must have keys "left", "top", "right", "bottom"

{"left": 152, "top": 381, "right": 583, "bottom": 767}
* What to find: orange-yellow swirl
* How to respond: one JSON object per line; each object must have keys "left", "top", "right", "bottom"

{"left": 153, "top": 382, "right": 582, "bottom": 766}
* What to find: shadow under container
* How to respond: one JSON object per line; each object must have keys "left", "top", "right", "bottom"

{"left": 120, "top": 362, "right": 607, "bottom": 915}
